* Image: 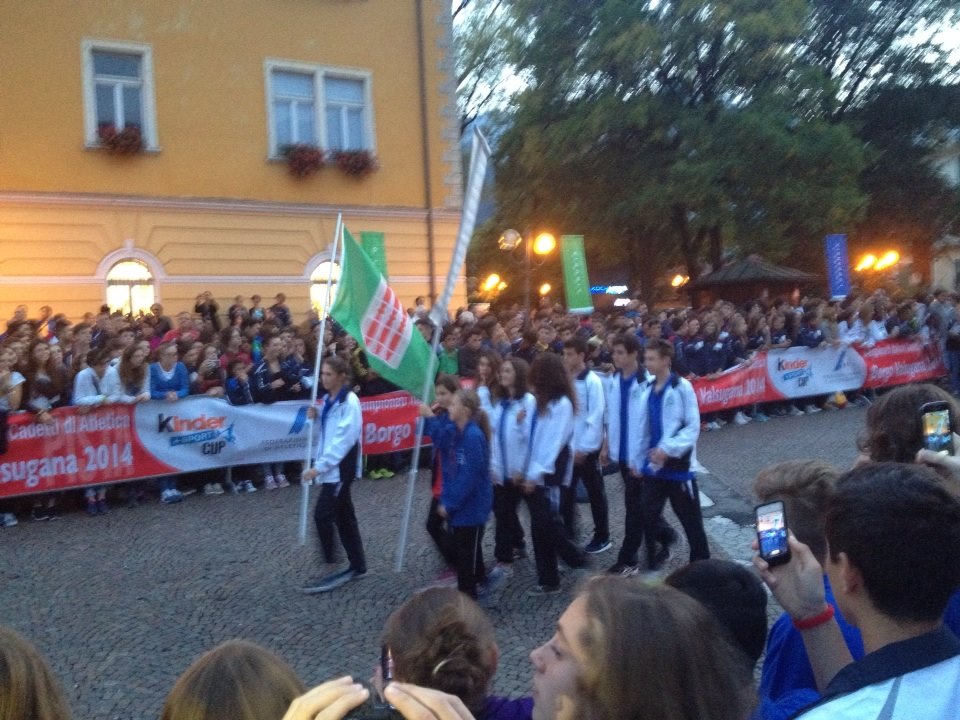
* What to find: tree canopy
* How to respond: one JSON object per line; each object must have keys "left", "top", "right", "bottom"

{"left": 457, "top": 0, "right": 960, "bottom": 300}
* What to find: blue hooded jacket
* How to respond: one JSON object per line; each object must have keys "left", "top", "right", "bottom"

{"left": 440, "top": 420, "right": 492, "bottom": 527}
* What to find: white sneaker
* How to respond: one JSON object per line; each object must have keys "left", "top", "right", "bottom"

{"left": 709, "top": 421, "right": 722, "bottom": 431}
{"left": 161, "top": 489, "right": 183, "bottom": 504}
{"left": 243, "top": 480, "right": 257, "bottom": 493}
{"left": 276, "top": 474, "right": 290, "bottom": 488}
{"left": 0, "top": 513, "right": 17, "bottom": 527}
{"left": 787, "top": 406, "right": 804, "bottom": 416}
{"left": 803, "top": 404, "right": 822, "bottom": 414}
{"left": 733, "top": 411, "right": 751, "bottom": 425}
{"left": 264, "top": 476, "right": 278, "bottom": 490}
{"left": 208, "top": 482, "right": 225, "bottom": 495}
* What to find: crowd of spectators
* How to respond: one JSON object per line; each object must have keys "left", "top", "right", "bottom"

{"left": 0, "top": 285, "right": 952, "bottom": 525}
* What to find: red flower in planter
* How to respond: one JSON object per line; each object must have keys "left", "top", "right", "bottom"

{"left": 97, "top": 124, "right": 144, "bottom": 155}
{"left": 333, "top": 149, "right": 378, "bottom": 177}
{"left": 281, "top": 144, "right": 325, "bottom": 178}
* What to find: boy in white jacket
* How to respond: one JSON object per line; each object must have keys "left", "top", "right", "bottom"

{"left": 561, "top": 337, "right": 608, "bottom": 553}
{"left": 602, "top": 334, "right": 677, "bottom": 575}
{"left": 631, "top": 338, "right": 709, "bottom": 569}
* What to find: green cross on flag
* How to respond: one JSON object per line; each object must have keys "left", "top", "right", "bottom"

{"left": 330, "top": 228, "right": 434, "bottom": 398}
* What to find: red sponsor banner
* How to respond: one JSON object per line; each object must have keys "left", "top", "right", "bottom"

{"left": 359, "top": 391, "right": 430, "bottom": 455}
{"left": 0, "top": 393, "right": 430, "bottom": 499}
{"left": 692, "top": 355, "right": 773, "bottom": 414}
{"left": 858, "top": 340, "right": 945, "bottom": 388}
{"left": 0, "top": 406, "right": 177, "bottom": 499}
{"left": 691, "top": 339, "right": 945, "bottom": 414}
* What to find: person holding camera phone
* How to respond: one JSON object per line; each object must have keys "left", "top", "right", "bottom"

{"left": 753, "top": 463, "right": 960, "bottom": 720}
{"left": 632, "top": 338, "right": 709, "bottom": 571}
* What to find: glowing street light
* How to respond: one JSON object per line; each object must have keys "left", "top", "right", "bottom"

{"left": 499, "top": 227, "right": 558, "bottom": 312}
{"left": 873, "top": 250, "right": 900, "bottom": 272}
{"left": 539, "top": 283, "right": 552, "bottom": 296}
{"left": 854, "top": 250, "right": 900, "bottom": 273}
{"left": 533, "top": 232, "right": 557, "bottom": 256}
{"left": 670, "top": 274, "right": 690, "bottom": 288}
{"left": 482, "top": 273, "right": 501, "bottom": 292}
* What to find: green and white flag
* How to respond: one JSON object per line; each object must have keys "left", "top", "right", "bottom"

{"left": 330, "top": 228, "right": 434, "bottom": 398}
{"left": 359, "top": 231, "right": 388, "bottom": 279}
{"left": 561, "top": 234, "right": 594, "bottom": 314}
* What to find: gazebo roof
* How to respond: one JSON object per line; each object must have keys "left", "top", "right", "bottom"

{"left": 688, "top": 256, "right": 819, "bottom": 289}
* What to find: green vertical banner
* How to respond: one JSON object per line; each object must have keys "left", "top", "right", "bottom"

{"left": 561, "top": 234, "right": 593, "bottom": 314}
{"left": 359, "top": 231, "right": 388, "bottom": 280}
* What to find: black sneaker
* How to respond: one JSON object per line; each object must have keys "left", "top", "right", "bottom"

{"left": 650, "top": 543, "right": 672, "bottom": 570}
{"left": 606, "top": 561, "right": 639, "bottom": 577}
{"left": 302, "top": 568, "right": 366, "bottom": 594}
{"left": 584, "top": 538, "right": 611, "bottom": 554}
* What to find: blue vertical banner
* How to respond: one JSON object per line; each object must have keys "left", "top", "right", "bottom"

{"left": 824, "top": 234, "right": 851, "bottom": 300}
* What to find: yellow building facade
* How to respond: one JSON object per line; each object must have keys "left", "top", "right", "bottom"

{"left": 0, "top": 0, "right": 463, "bottom": 322}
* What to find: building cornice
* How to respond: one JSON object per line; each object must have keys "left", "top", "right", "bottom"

{"left": 0, "top": 191, "right": 461, "bottom": 222}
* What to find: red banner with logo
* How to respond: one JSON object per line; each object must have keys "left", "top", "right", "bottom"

{"left": 0, "top": 393, "right": 431, "bottom": 500}
{"left": 691, "top": 339, "right": 945, "bottom": 414}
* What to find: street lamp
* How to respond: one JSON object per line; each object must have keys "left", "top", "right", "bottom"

{"left": 855, "top": 250, "right": 900, "bottom": 273}
{"left": 482, "top": 273, "right": 501, "bottom": 292}
{"left": 539, "top": 282, "right": 552, "bottom": 296}
{"left": 499, "top": 228, "right": 557, "bottom": 313}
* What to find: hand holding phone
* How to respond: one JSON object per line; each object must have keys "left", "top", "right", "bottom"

{"left": 755, "top": 500, "right": 791, "bottom": 566}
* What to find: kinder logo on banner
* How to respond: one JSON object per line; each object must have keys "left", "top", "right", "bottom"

{"left": 776, "top": 357, "right": 812, "bottom": 385}
{"left": 156, "top": 413, "right": 236, "bottom": 449}
{"left": 767, "top": 347, "right": 867, "bottom": 397}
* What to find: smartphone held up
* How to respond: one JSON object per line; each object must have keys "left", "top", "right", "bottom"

{"left": 921, "top": 401, "right": 954, "bottom": 456}
{"left": 756, "top": 500, "right": 791, "bottom": 566}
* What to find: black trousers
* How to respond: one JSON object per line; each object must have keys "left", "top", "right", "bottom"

{"left": 617, "top": 463, "right": 677, "bottom": 566}
{"left": 524, "top": 483, "right": 586, "bottom": 587}
{"left": 563, "top": 451, "right": 607, "bottom": 542}
{"left": 641, "top": 476, "right": 710, "bottom": 564}
{"left": 426, "top": 497, "right": 457, "bottom": 567}
{"left": 524, "top": 486, "right": 561, "bottom": 587}
{"left": 452, "top": 524, "right": 486, "bottom": 599}
{"left": 493, "top": 482, "right": 526, "bottom": 564}
{"left": 313, "top": 445, "right": 366, "bottom": 573}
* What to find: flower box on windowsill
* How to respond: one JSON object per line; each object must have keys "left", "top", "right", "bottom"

{"left": 332, "top": 149, "right": 378, "bottom": 178}
{"left": 281, "top": 143, "right": 325, "bottom": 178}
{"left": 97, "top": 124, "right": 144, "bottom": 155}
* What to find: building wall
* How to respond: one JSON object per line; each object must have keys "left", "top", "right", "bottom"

{"left": 0, "top": 0, "right": 464, "bottom": 322}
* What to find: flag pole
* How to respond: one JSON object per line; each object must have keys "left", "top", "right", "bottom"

{"left": 394, "top": 129, "right": 491, "bottom": 572}
{"left": 393, "top": 324, "right": 442, "bottom": 572}
{"left": 299, "top": 213, "right": 343, "bottom": 545}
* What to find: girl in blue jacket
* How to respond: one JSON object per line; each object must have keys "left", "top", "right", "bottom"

{"left": 419, "top": 374, "right": 461, "bottom": 578}
{"left": 438, "top": 388, "right": 493, "bottom": 599}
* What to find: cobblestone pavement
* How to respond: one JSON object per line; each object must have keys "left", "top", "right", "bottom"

{"left": 0, "top": 406, "right": 867, "bottom": 719}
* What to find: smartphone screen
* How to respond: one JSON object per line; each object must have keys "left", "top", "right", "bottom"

{"left": 922, "top": 406, "right": 954, "bottom": 455}
{"left": 756, "top": 501, "right": 790, "bottom": 565}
